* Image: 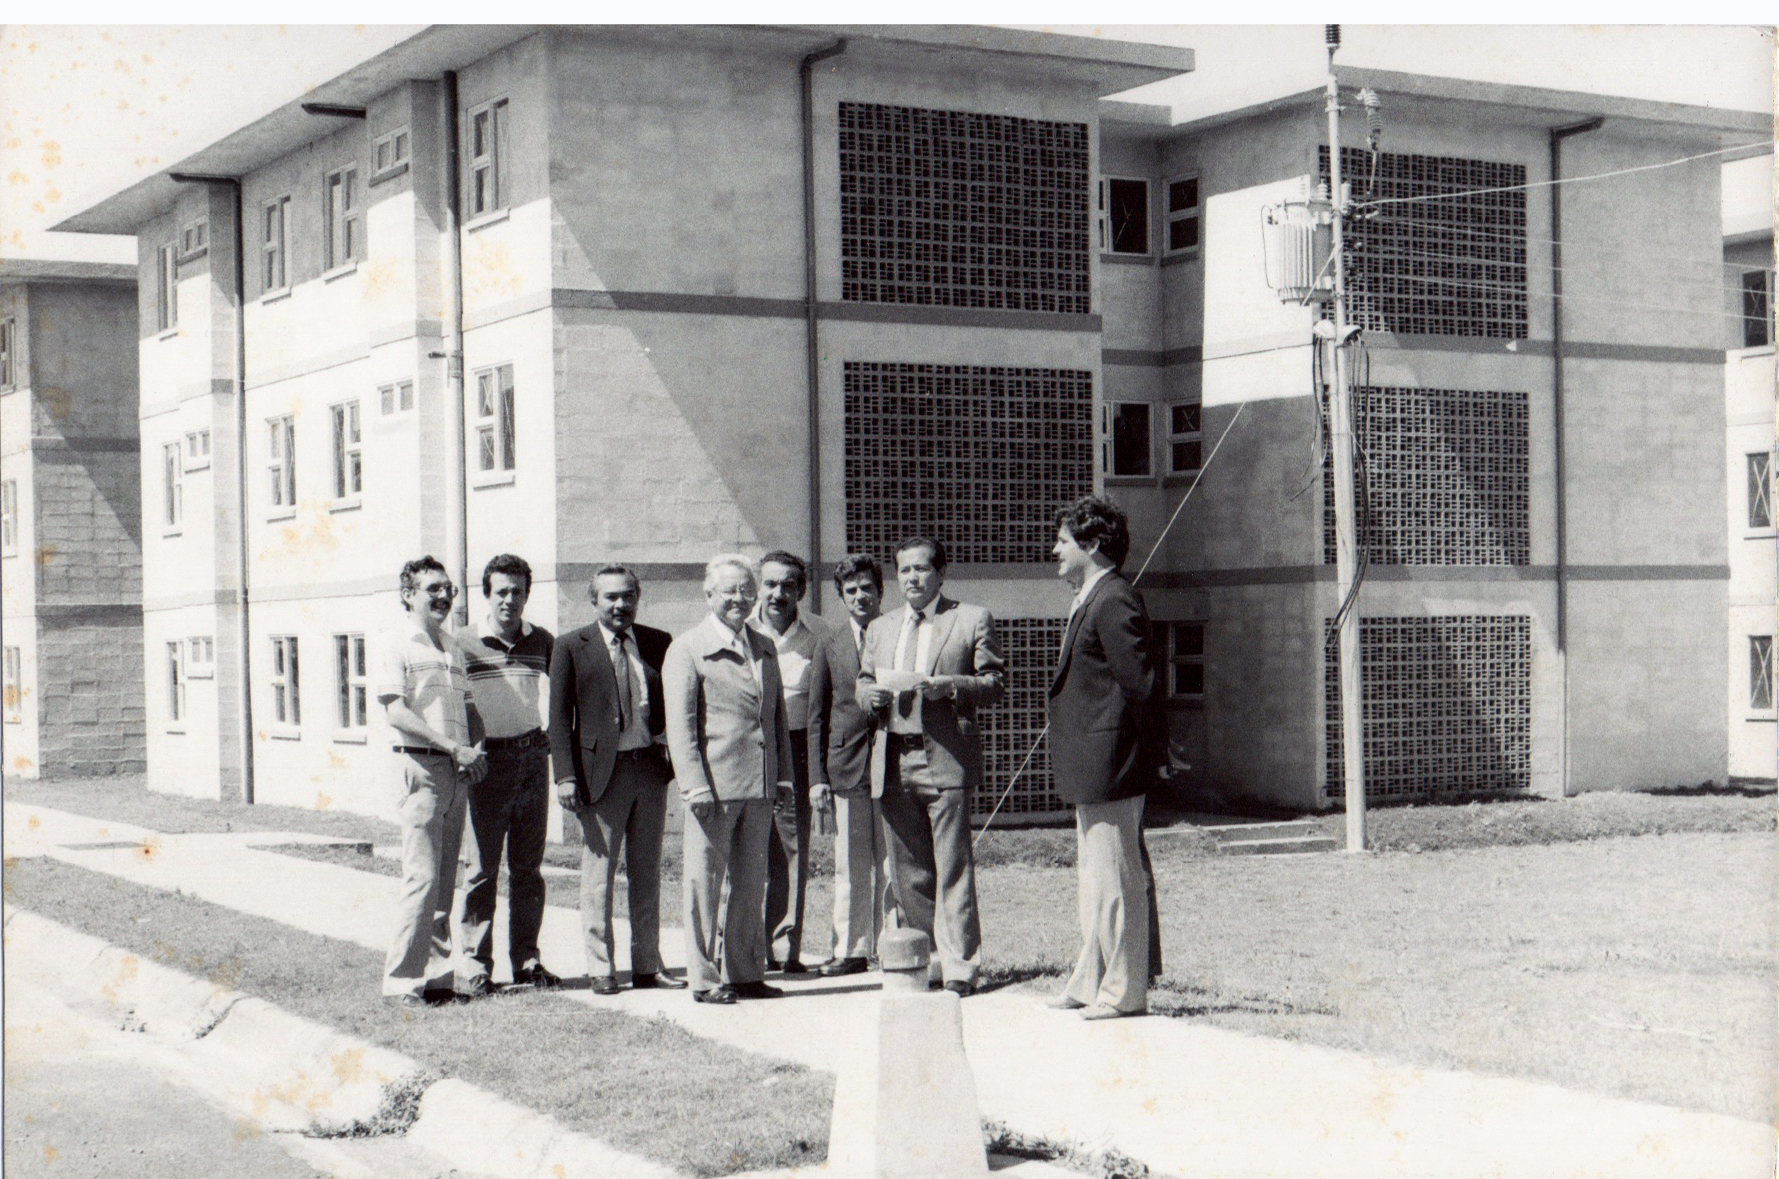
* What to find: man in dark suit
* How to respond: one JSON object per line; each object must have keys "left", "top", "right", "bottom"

{"left": 807, "top": 553, "right": 897, "bottom": 977}
{"left": 856, "top": 537, "right": 1005, "bottom": 995}
{"left": 1046, "top": 496, "right": 1164, "bottom": 1019}
{"left": 547, "top": 565, "right": 687, "bottom": 995}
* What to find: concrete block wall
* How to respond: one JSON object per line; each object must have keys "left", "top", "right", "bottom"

{"left": 36, "top": 620, "right": 146, "bottom": 776}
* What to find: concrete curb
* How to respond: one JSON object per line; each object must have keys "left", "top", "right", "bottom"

{"left": 410, "top": 1078, "right": 684, "bottom": 1179}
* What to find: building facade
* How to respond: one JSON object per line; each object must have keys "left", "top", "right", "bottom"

{"left": 1723, "top": 222, "right": 1775, "bottom": 782}
{"left": 0, "top": 260, "right": 145, "bottom": 779}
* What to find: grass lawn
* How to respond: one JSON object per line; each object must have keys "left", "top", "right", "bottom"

{"left": 3, "top": 856, "right": 831, "bottom": 1178}
{"left": 6, "top": 775, "right": 400, "bottom": 844}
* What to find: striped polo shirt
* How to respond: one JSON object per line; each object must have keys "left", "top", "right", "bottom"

{"left": 377, "top": 615, "right": 475, "bottom": 750}
{"left": 459, "top": 618, "right": 554, "bottom": 739}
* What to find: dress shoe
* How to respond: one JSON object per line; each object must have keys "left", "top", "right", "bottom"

{"left": 1045, "top": 994, "right": 1087, "bottom": 1010}
{"left": 590, "top": 976, "right": 621, "bottom": 996}
{"left": 944, "top": 980, "right": 975, "bottom": 998}
{"left": 632, "top": 971, "right": 688, "bottom": 990}
{"left": 513, "top": 962, "right": 562, "bottom": 989}
{"left": 1081, "top": 1004, "right": 1142, "bottom": 1021}
{"left": 458, "top": 973, "right": 493, "bottom": 1000}
{"left": 422, "top": 988, "right": 464, "bottom": 1006}
{"left": 731, "top": 980, "right": 784, "bottom": 999}
{"left": 692, "top": 985, "right": 738, "bottom": 1005}
{"left": 820, "top": 956, "right": 869, "bottom": 977}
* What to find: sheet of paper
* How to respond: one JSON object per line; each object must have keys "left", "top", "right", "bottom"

{"left": 874, "top": 669, "right": 926, "bottom": 692}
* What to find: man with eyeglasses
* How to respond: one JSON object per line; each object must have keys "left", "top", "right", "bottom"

{"left": 377, "top": 556, "right": 487, "bottom": 1009}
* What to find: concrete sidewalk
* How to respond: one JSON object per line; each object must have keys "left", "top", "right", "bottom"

{"left": 7, "top": 800, "right": 1771, "bottom": 1179}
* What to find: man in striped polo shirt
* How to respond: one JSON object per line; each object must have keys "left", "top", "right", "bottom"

{"left": 456, "top": 553, "right": 561, "bottom": 996}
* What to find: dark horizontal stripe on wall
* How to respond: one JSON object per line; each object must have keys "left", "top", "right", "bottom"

{"left": 553, "top": 288, "right": 1101, "bottom": 333}
{"left": 29, "top": 436, "right": 142, "bottom": 458}
{"left": 1370, "top": 333, "right": 1725, "bottom": 366}
{"left": 34, "top": 603, "right": 143, "bottom": 626}
{"left": 1565, "top": 564, "right": 1729, "bottom": 581}
{"left": 1139, "top": 563, "right": 1730, "bottom": 589}
{"left": 1139, "top": 567, "right": 1334, "bottom": 589}
{"left": 1098, "top": 253, "right": 1156, "bottom": 268}
{"left": 554, "top": 561, "right": 710, "bottom": 585}
{"left": 1101, "top": 345, "right": 1202, "bottom": 368}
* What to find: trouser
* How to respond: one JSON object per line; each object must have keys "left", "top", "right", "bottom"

{"left": 457, "top": 739, "right": 550, "bottom": 981}
{"left": 682, "top": 797, "right": 772, "bottom": 993}
{"left": 877, "top": 742, "right": 981, "bottom": 985}
{"left": 830, "top": 790, "right": 896, "bottom": 960}
{"left": 384, "top": 752, "right": 466, "bottom": 998}
{"left": 765, "top": 734, "right": 811, "bottom": 964}
{"left": 1064, "top": 795, "right": 1151, "bottom": 1013}
{"left": 575, "top": 750, "right": 672, "bottom": 979}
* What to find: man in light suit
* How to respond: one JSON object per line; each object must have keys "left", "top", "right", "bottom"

{"left": 807, "top": 552, "right": 897, "bottom": 977}
{"left": 1046, "top": 496, "right": 1165, "bottom": 1019}
{"left": 856, "top": 536, "right": 1005, "bottom": 995}
{"left": 547, "top": 565, "right": 687, "bottom": 996}
{"left": 664, "top": 554, "right": 797, "bottom": 1005}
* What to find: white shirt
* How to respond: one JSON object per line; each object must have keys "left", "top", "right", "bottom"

{"left": 1070, "top": 564, "right": 1116, "bottom": 616}
{"left": 893, "top": 603, "right": 937, "bottom": 672}
{"left": 751, "top": 612, "right": 817, "bottom": 730}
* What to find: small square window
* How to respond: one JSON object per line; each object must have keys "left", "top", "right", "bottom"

{"left": 179, "top": 218, "right": 209, "bottom": 258}
{"left": 184, "top": 429, "right": 212, "bottom": 472}
{"left": 374, "top": 127, "right": 411, "bottom": 175}
{"left": 1152, "top": 620, "right": 1205, "bottom": 699}
{"left": 378, "top": 379, "right": 415, "bottom": 416}
{"left": 1103, "top": 401, "right": 1152, "bottom": 479}
{"left": 187, "top": 635, "right": 215, "bottom": 680}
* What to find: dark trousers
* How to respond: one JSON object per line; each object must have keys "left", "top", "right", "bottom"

{"left": 877, "top": 744, "right": 982, "bottom": 985}
{"left": 765, "top": 734, "right": 811, "bottom": 965}
{"left": 457, "top": 740, "right": 549, "bottom": 980}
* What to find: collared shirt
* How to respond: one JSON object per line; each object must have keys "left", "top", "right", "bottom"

{"left": 597, "top": 620, "right": 654, "bottom": 751}
{"left": 847, "top": 617, "right": 870, "bottom": 654}
{"left": 1071, "top": 565, "right": 1116, "bottom": 617}
{"left": 459, "top": 617, "right": 553, "bottom": 739}
{"left": 708, "top": 613, "right": 761, "bottom": 688}
{"left": 377, "top": 613, "right": 475, "bottom": 750}
{"left": 751, "top": 612, "right": 817, "bottom": 730}
{"left": 892, "top": 603, "right": 937, "bottom": 672}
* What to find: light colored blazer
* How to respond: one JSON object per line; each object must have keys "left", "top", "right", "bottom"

{"left": 855, "top": 596, "right": 1005, "bottom": 794}
{"left": 663, "top": 613, "right": 796, "bottom": 804}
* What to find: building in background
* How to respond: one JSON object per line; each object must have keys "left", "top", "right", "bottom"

{"left": 0, "top": 259, "right": 145, "bottom": 779}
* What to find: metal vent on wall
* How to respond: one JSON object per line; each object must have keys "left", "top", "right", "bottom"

{"left": 1319, "top": 146, "right": 1528, "bottom": 339}
{"left": 843, "top": 362, "right": 1093, "bottom": 566}
{"left": 1323, "top": 385, "right": 1530, "bottom": 566}
{"left": 838, "top": 102, "right": 1091, "bottom": 315}
{"left": 976, "top": 617, "right": 1066, "bottom": 816}
{"left": 1325, "top": 616, "right": 1532, "bottom": 800}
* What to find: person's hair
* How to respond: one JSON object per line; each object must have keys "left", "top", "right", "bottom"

{"left": 482, "top": 553, "right": 533, "bottom": 596}
{"left": 759, "top": 550, "right": 808, "bottom": 596}
{"left": 893, "top": 535, "right": 947, "bottom": 573}
{"left": 399, "top": 556, "right": 449, "bottom": 604}
{"left": 588, "top": 563, "right": 640, "bottom": 599}
{"left": 703, "top": 553, "right": 760, "bottom": 592}
{"left": 830, "top": 552, "right": 883, "bottom": 594}
{"left": 1055, "top": 495, "right": 1131, "bottom": 568}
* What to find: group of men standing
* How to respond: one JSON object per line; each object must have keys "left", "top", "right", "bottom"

{"left": 376, "top": 495, "right": 1165, "bottom": 1021}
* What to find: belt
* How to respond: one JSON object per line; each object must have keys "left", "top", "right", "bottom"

{"left": 615, "top": 746, "right": 662, "bottom": 763}
{"left": 393, "top": 744, "right": 450, "bottom": 758}
{"left": 486, "top": 729, "right": 547, "bottom": 751}
{"left": 886, "top": 731, "right": 924, "bottom": 750}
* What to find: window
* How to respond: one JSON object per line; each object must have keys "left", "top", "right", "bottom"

{"left": 1166, "top": 401, "right": 1202, "bottom": 478}
{"left": 1098, "top": 177, "right": 1150, "bottom": 255}
{"left": 2, "top": 646, "right": 20, "bottom": 724}
{"left": 467, "top": 98, "right": 509, "bottom": 217}
{"left": 179, "top": 217, "right": 208, "bottom": 258}
{"left": 1745, "top": 270, "right": 1772, "bottom": 349}
{"left": 166, "top": 640, "right": 186, "bottom": 724}
{"left": 473, "top": 364, "right": 516, "bottom": 475}
{"left": 0, "top": 317, "right": 15, "bottom": 388}
{"left": 1103, "top": 401, "right": 1152, "bottom": 479}
{"left": 1, "top": 479, "right": 16, "bottom": 555}
{"left": 162, "top": 441, "right": 183, "bottom": 530}
{"left": 1751, "top": 636, "right": 1774, "bottom": 712}
{"left": 269, "top": 635, "right": 300, "bottom": 727}
{"left": 184, "top": 428, "right": 211, "bottom": 472}
{"left": 262, "top": 195, "right": 291, "bottom": 292}
{"left": 323, "top": 166, "right": 361, "bottom": 269}
{"left": 335, "top": 633, "right": 367, "bottom": 731}
{"left": 1165, "top": 175, "right": 1200, "bottom": 255}
{"left": 378, "top": 379, "right": 414, "bottom": 416}
{"left": 156, "top": 242, "right": 178, "bottom": 332}
{"left": 1749, "top": 452, "right": 1774, "bottom": 531}
{"left": 188, "top": 635, "right": 215, "bottom": 680}
{"left": 267, "top": 416, "right": 296, "bottom": 510}
{"left": 1153, "top": 621, "right": 1205, "bottom": 699}
{"left": 331, "top": 401, "right": 362, "bottom": 500}
{"left": 374, "top": 127, "right": 411, "bottom": 175}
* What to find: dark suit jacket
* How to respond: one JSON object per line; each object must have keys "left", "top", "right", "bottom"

{"left": 547, "top": 622, "right": 670, "bottom": 807}
{"left": 808, "top": 620, "right": 875, "bottom": 796}
{"left": 1048, "top": 571, "right": 1162, "bottom": 805}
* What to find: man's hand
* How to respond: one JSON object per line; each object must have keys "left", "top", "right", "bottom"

{"left": 555, "top": 778, "right": 579, "bottom": 808}
{"left": 809, "top": 781, "right": 832, "bottom": 811}
{"left": 455, "top": 741, "right": 487, "bottom": 785}
{"left": 919, "top": 675, "right": 954, "bottom": 701}
{"left": 862, "top": 684, "right": 894, "bottom": 710}
{"left": 687, "top": 795, "right": 717, "bottom": 823}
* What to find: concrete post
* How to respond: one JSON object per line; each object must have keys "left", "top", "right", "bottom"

{"left": 828, "top": 930, "right": 988, "bottom": 1179}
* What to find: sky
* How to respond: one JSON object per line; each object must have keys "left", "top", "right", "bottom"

{"left": 0, "top": 21, "right": 1772, "bottom": 263}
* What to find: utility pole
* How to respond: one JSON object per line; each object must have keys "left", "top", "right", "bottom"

{"left": 1322, "top": 25, "right": 1367, "bottom": 851}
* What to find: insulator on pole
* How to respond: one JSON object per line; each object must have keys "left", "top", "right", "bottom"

{"left": 1325, "top": 24, "right": 1341, "bottom": 48}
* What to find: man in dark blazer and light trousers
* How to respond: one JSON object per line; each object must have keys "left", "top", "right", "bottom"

{"left": 664, "top": 554, "right": 798, "bottom": 1005}
{"left": 547, "top": 565, "right": 687, "bottom": 995}
{"left": 856, "top": 536, "right": 1005, "bottom": 994}
{"left": 1046, "top": 496, "right": 1165, "bottom": 1019}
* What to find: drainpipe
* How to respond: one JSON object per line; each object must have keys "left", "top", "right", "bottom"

{"left": 442, "top": 72, "right": 470, "bottom": 624}
{"left": 1549, "top": 116, "right": 1604, "bottom": 799}
{"left": 800, "top": 39, "right": 846, "bottom": 613}
{"left": 170, "top": 171, "right": 254, "bottom": 804}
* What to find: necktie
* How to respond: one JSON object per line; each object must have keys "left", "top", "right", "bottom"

{"left": 895, "top": 611, "right": 922, "bottom": 722}
{"left": 611, "top": 632, "right": 632, "bottom": 732}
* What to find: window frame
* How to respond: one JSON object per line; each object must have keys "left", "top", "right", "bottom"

{"left": 162, "top": 440, "right": 183, "bottom": 532}
{"left": 1097, "top": 175, "right": 1151, "bottom": 257}
{"left": 2, "top": 646, "right": 20, "bottom": 725}
{"left": 166, "top": 639, "right": 186, "bottom": 727}
{"left": 472, "top": 363, "right": 516, "bottom": 481}
{"left": 184, "top": 428, "right": 212, "bottom": 473}
{"left": 1743, "top": 269, "right": 1773, "bottom": 350}
{"left": 334, "top": 632, "right": 368, "bottom": 738}
{"left": 1750, "top": 635, "right": 1774, "bottom": 714}
{"left": 1, "top": 479, "right": 17, "bottom": 556}
{"left": 0, "top": 317, "right": 15, "bottom": 389}
{"left": 373, "top": 127, "right": 411, "bottom": 177}
{"left": 1102, "top": 399, "right": 1154, "bottom": 481}
{"left": 466, "top": 97, "right": 510, "bottom": 219}
{"left": 378, "top": 379, "right": 415, "bottom": 416}
{"left": 187, "top": 635, "right": 215, "bottom": 681}
{"left": 269, "top": 634, "right": 301, "bottom": 732}
{"left": 1165, "top": 400, "right": 1203, "bottom": 481}
{"left": 261, "top": 194, "right": 292, "bottom": 296}
{"left": 1164, "top": 174, "right": 1202, "bottom": 258}
{"left": 330, "top": 399, "right": 363, "bottom": 505}
{"left": 179, "top": 217, "right": 209, "bottom": 260}
{"left": 155, "top": 242, "right": 179, "bottom": 333}
{"left": 267, "top": 415, "right": 296, "bottom": 516}
{"left": 1152, "top": 619, "right": 1206, "bottom": 702}
{"left": 1748, "top": 451, "right": 1775, "bottom": 533}
{"left": 322, "top": 165, "right": 362, "bottom": 271}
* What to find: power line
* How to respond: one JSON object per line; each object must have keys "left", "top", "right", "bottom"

{"left": 1353, "top": 141, "right": 1772, "bottom": 210}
